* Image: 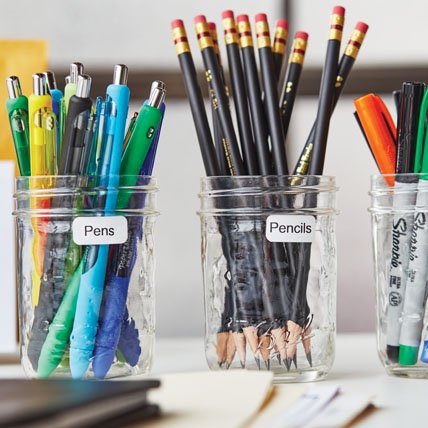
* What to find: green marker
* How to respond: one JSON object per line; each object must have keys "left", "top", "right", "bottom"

{"left": 6, "top": 76, "right": 30, "bottom": 176}
{"left": 399, "top": 87, "right": 428, "bottom": 365}
{"left": 117, "top": 80, "right": 165, "bottom": 208}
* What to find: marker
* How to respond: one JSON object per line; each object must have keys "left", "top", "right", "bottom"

{"left": 6, "top": 76, "right": 30, "bottom": 176}
{"left": 399, "top": 88, "right": 428, "bottom": 365}
{"left": 386, "top": 81, "right": 424, "bottom": 363}
{"left": 70, "top": 64, "right": 130, "bottom": 379}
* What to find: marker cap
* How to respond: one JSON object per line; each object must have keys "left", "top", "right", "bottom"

{"left": 398, "top": 345, "right": 418, "bottom": 366}
{"left": 6, "top": 75, "right": 22, "bottom": 99}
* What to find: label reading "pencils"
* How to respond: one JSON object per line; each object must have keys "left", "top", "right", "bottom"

{"left": 266, "top": 215, "right": 315, "bottom": 243}
{"left": 72, "top": 216, "right": 128, "bottom": 245}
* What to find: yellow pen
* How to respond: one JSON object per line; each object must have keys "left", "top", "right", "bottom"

{"left": 29, "top": 73, "right": 52, "bottom": 306}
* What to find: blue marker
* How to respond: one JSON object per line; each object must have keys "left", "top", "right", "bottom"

{"left": 92, "top": 89, "right": 165, "bottom": 378}
{"left": 70, "top": 65, "right": 130, "bottom": 379}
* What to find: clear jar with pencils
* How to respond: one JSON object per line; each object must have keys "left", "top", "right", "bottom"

{"left": 14, "top": 175, "right": 158, "bottom": 379}
{"left": 370, "top": 173, "right": 428, "bottom": 378}
{"left": 198, "top": 176, "right": 338, "bottom": 382}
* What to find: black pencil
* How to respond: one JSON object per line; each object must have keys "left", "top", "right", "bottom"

{"left": 279, "top": 31, "right": 309, "bottom": 143}
{"left": 255, "top": 13, "right": 289, "bottom": 175}
{"left": 208, "top": 21, "right": 230, "bottom": 175}
{"left": 222, "top": 10, "right": 259, "bottom": 175}
{"left": 194, "top": 15, "right": 245, "bottom": 176}
{"left": 272, "top": 19, "right": 288, "bottom": 83}
{"left": 308, "top": 6, "right": 345, "bottom": 175}
{"left": 237, "top": 14, "right": 271, "bottom": 174}
{"left": 294, "top": 21, "right": 368, "bottom": 175}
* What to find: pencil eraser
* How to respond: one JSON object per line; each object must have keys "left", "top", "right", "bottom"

{"left": 194, "top": 15, "right": 207, "bottom": 25}
{"left": 356, "top": 22, "right": 369, "bottom": 33}
{"left": 295, "top": 31, "right": 309, "bottom": 41}
{"left": 332, "top": 6, "right": 345, "bottom": 16}
{"left": 237, "top": 14, "right": 249, "bottom": 23}
{"left": 276, "top": 19, "right": 288, "bottom": 29}
{"left": 255, "top": 13, "right": 268, "bottom": 23}
{"left": 171, "top": 19, "right": 184, "bottom": 29}
{"left": 208, "top": 22, "right": 216, "bottom": 31}
{"left": 222, "top": 10, "right": 234, "bottom": 20}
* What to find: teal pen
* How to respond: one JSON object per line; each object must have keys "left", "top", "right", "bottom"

{"left": 44, "top": 71, "right": 63, "bottom": 162}
{"left": 70, "top": 65, "right": 130, "bottom": 379}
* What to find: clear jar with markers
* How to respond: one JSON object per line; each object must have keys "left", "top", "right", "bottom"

{"left": 198, "top": 176, "right": 338, "bottom": 383}
{"left": 370, "top": 173, "right": 428, "bottom": 377}
{"left": 14, "top": 175, "right": 158, "bottom": 379}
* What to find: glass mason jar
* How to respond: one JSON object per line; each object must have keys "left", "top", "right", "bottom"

{"left": 14, "top": 175, "right": 158, "bottom": 379}
{"left": 198, "top": 176, "right": 338, "bottom": 382}
{"left": 370, "top": 173, "right": 428, "bottom": 377}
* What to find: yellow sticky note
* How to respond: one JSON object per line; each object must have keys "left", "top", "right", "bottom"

{"left": 0, "top": 40, "right": 48, "bottom": 175}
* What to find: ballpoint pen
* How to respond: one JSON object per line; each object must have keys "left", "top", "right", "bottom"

{"left": 399, "top": 88, "right": 428, "bottom": 365}
{"left": 92, "top": 82, "right": 166, "bottom": 378}
{"left": 28, "top": 73, "right": 52, "bottom": 307}
{"left": 28, "top": 75, "right": 92, "bottom": 371}
{"left": 70, "top": 64, "right": 130, "bottom": 379}
{"left": 44, "top": 71, "right": 63, "bottom": 161}
{"left": 6, "top": 76, "right": 30, "bottom": 177}
{"left": 64, "top": 62, "right": 84, "bottom": 114}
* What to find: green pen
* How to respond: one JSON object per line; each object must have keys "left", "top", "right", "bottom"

{"left": 6, "top": 76, "right": 31, "bottom": 176}
{"left": 117, "top": 80, "right": 166, "bottom": 208}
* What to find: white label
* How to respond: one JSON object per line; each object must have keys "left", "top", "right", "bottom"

{"left": 72, "top": 216, "right": 128, "bottom": 245}
{"left": 266, "top": 215, "right": 315, "bottom": 243}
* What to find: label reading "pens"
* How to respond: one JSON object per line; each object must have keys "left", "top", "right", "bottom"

{"left": 266, "top": 215, "right": 315, "bottom": 243}
{"left": 72, "top": 216, "right": 128, "bottom": 245}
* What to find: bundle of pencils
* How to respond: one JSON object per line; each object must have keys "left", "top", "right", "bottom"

{"left": 7, "top": 65, "right": 166, "bottom": 379}
{"left": 355, "top": 81, "right": 428, "bottom": 367}
{"left": 172, "top": 8, "right": 368, "bottom": 370}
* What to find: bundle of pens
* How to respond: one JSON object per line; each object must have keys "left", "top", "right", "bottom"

{"left": 357, "top": 82, "right": 428, "bottom": 373}
{"left": 9, "top": 63, "right": 166, "bottom": 379}
{"left": 172, "top": 8, "right": 368, "bottom": 377}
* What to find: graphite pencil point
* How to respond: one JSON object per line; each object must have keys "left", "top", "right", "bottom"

{"left": 265, "top": 359, "right": 270, "bottom": 371}
{"left": 254, "top": 357, "right": 261, "bottom": 370}
{"left": 306, "top": 351, "right": 313, "bottom": 367}
{"left": 277, "top": 354, "right": 281, "bottom": 365}
{"left": 240, "top": 361, "right": 245, "bottom": 369}
{"left": 292, "top": 354, "right": 297, "bottom": 369}
{"left": 285, "top": 357, "right": 292, "bottom": 371}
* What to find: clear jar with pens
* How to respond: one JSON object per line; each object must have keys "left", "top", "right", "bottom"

{"left": 198, "top": 176, "right": 338, "bottom": 383}
{"left": 14, "top": 175, "right": 158, "bottom": 379}
{"left": 370, "top": 173, "right": 428, "bottom": 377}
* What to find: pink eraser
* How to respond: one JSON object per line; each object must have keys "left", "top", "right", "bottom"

{"left": 171, "top": 19, "right": 184, "bottom": 29}
{"left": 222, "top": 10, "right": 234, "bottom": 20}
{"left": 332, "top": 6, "right": 345, "bottom": 16}
{"left": 194, "top": 15, "right": 207, "bottom": 25}
{"left": 208, "top": 22, "right": 216, "bottom": 31}
{"left": 295, "top": 31, "right": 309, "bottom": 41}
{"left": 255, "top": 13, "right": 268, "bottom": 23}
{"left": 237, "top": 14, "right": 249, "bottom": 23}
{"left": 356, "top": 22, "right": 369, "bottom": 33}
{"left": 276, "top": 19, "right": 288, "bottom": 29}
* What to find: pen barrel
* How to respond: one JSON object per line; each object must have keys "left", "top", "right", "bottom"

{"left": 225, "top": 42, "right": 258, "bottom": 175}
{"left": 9, "top": 109, "right": 31, "bottom": 176}
{"left": 60, "top": 96, "right": 92, "bottom": 175}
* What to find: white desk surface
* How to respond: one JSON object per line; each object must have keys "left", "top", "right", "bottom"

{"left": 0, "top": 333, "right": 425, "bottom": 427}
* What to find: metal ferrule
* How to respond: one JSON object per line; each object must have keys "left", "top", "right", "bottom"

{"left": 112, "top": 64, "right": 129, "bottom": 85}
{"left": 344, "top": 29, "right": 366, "bottom": 59}
{"left": 6, "top": 76, "right": 22, "bottom": 99}
{"left": 289, "top": 38, "right": 307, "bottom": 64}
{"left": 70, "top": 62, "right": 84, "bottom": 84}
{"left": 173, "top": 26, "right": 191, "bottom": 55}
{"left": 256, "top": 21, "right": 271, "bottom": 49}
{"left": 223, "top": 18, "right": 238, "bottom": 45}
{"left": 32, "top": 73, "right": 47, "bottom": 96}
{"left": 44, "top": 71, "right": 57, "bottom": 91}
{"left": 195, "top": 21, "right": 214, "bottom": 50}
{"left": 148, "top": 80, "right": 166, "bottom": 108}
{"left": 329, "top": 14, "right": 344, "bottom": 41}
{"left": 76, "top": 74, "right": 92, "bottom": 98}
{"left": 238, "top": 21, "right": 254, "bottom": 48}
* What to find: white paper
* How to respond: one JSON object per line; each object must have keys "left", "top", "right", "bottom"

{"left": 0, "top": 161, "right": 17, "bottom": 354}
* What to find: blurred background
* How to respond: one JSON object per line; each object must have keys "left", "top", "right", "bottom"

{"left": 0, "top": 0, "right": 426, "bottom": 344}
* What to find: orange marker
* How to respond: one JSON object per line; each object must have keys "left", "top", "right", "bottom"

{"left": 354, "top": 93, "right": 397, "bottom": 186}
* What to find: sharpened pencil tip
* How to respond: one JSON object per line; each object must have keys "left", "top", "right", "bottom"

{"left": 306, "top": 352, "right": 312, "bottom": 367}
{"left": 277, "top": 354, "right": 281, "bottom": 365}
{"left": 265, "top": 359, "right": 270, "bottom": 371}
{"left": 254, "top": 357, "right": 261, "bottom": 370}
{"left": 292, "top": 354, "right": 297, "bottom": 369}
{"left": 284, "top": 358, "right": 292, "bottom": 371}
{"left": 226, "top": 362, "right": 231, "bottom": 370}
{"left": 240, "top": 361, "right": 245, "bottom": 369}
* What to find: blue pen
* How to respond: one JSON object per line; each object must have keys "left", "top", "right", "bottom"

{"left": 92, "top": 96, "right": 165, "bottom": 378}
{"left": 70, "top": 65, "right": 130, "bottom": 379}
{"left": 44, "top": 71, "right": 63, "bottom": 162}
